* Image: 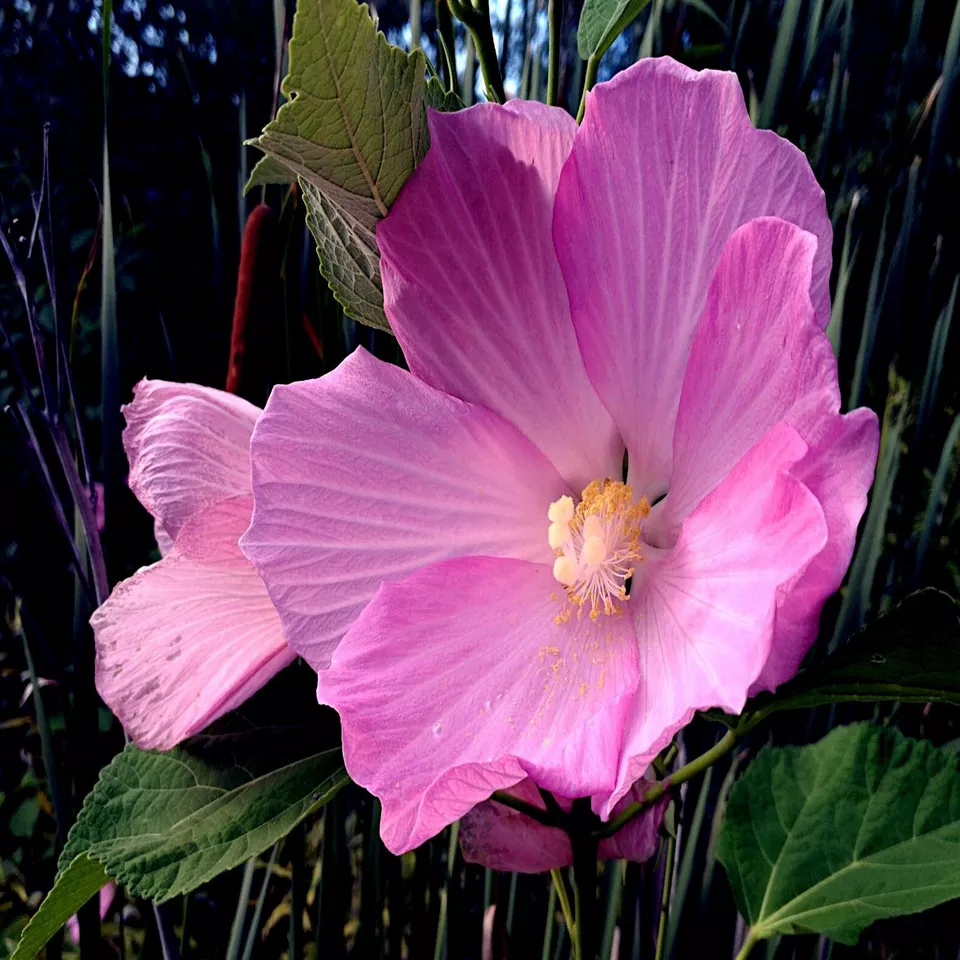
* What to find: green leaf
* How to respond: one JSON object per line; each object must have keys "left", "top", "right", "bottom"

{"left": 59, "top": 735, "right": 347, "bottom": 903}
{"left": 303, "top": 180, "right": 388, "bottom": 331}
{"left": 246, "top": 0, "right": 460, "bottom": 328}
{"left": 718, "top": 722, "right": 960, "bottom": 945}
{"left": 578, "top": 0, "right": 651, "bottom": 60}
{"left": 244, "top": 155, "right": 296, "bottom": 194}
{"left": 11, "top": 854, "right": 111, "bottom": 960}
{"left": 250, "top": 0, "right": 431, "bottom": 222}
{"left": 751, "top": 589, "right": 960, "bottom": 716}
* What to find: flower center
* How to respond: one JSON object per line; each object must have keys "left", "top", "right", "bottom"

{"left": 548, "top": 480, "right": 650, "bottom": 622}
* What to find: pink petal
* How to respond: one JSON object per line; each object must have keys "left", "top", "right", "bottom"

{"left": 241, "top": 347, "right": 570, "bottom": 672}
{"left": 377, "top": 102, "right": 621, "bottom": 490}
{"left": 124, "top": 379, "right": 259, "bottom": 539}
{"left": 321, "top": 556, "right": 640, "bottom": 854}
{"left": 93, "top": 498, "right": 293, "bottom": 750}
{"left": 754, "top": 408, "right": 879, "bottom": 691}
{"left": 460, "top": 778, "right": 665, "bottom": 872}
{"left": 601, "top": 422, "right": 828, "bottom": 816}
{"left": 554, "top": 58, "right": 831, "bottom": 498}
{"left": 650, "top": 218, "right": 838, "bottom": 540}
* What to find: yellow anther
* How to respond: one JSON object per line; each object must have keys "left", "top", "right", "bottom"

{"left": 547, "top": 495, "right": 575, "bottom": 525}
{"left": 553, "top": 555, "right": 579, "bottom": 586}
{"left": 548, "top": 479, "right": 650, "bottom": 620}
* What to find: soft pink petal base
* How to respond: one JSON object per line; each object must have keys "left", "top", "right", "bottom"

{"left": 322, "top": 556, "right": 640, "bottom": 854}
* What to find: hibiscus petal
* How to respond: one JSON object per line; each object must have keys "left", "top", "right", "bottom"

{"left": 322, "top": 557, "right": 639, "bottom": 853}
{"left": 754, "top": 407, "right": 879, "bottom": 692}
{"left": 460, "top": 778, "right": 666, "bottom": 872}
{"left": 93, "top": 498, "right": 293, "bottom": 750}
{"left": 601, "top": 422, "right": 827, "bottom": 816}
{"left": 554, "top": 58, "right": 831, "bottom": 497}
{"left": 241, "top": 348, "right": 571, "bottom": 672}
{"left": 650, "top": 217, "right": 838, "bottom": 539}
{"left": 124, "top": 379, "right": 259, "bottom": 539}
{"left": 377, "top": 102, "right": 621, "bottom": 490}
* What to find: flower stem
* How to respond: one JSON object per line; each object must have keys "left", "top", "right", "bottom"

{"left": 576, "top": 54, "right": 600, "bottom": 123}
{"left": 490, "top": 789, "right": 558, "bottom": 827}
{"left": 547, "top": 0, "right": 563, "bottom": 106}
{"left": 571, "top": 800, "right": 599, "bottom": 960}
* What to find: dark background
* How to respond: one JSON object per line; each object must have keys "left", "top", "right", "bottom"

{"left": 1, "top": 0, "right": 959, "bottom": 956}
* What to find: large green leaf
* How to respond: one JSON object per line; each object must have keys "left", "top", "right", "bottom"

{"left": 718, "top": 723, "right": 960, "bottom": 945}
{"left": 59, "top": 734, "right": 347, "bottom": 902}
{"left": 246, "top": 0, "right": 456, "bottom": 329}
{"left": 578, "top": 0, "right": 651, "bottom": 60}
{"left": 11, "top": 854, "right": 111, "bottom": 960}
{"left": 752, "top": 589, "right": 960, "bottom": 717}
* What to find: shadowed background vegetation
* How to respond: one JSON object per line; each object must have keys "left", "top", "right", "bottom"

{"left": 1, "top": 0, "right": 959, "bottom": 956}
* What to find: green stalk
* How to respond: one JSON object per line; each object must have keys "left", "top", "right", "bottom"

{"left": 240, "top": 844, "right": 280, "bottom": 960}
{"left": 653, "top": 831, "right": 676, "bottom": 960}
{"left": 597, "top": 731, "right": 737, "bottom": 839}
{"left": 600, "top": 860, "right": 625, "bottom": 960}
{"left": 547, "top": 0, "right": 562, "bottom": 105}
{"left": 576, "top": 55, "right": 600, "bottom": 122}
{"left": 226, "top": 858, "right": 256, "bottom": 960}
{"left": 734, "top": 928, "right": 760, "bottom": 960}
{"left": 448, "top": 0, "right": 507, "bottom": 102}
{"left": 541, "top": 875, "right": 558, "bottom": 960}
{"left": 433, "top": 822, "right": 460, "bottom": 960}
{"left": 550, "top": 869, "right": 576, "bottom": 955}
{"left": 571, "top": 800, "right": 599, "bottom": 960}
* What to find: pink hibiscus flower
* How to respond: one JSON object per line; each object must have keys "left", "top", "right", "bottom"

{"left": 91, "top": 380, "right": 293, "bottom": 749}
{"left": 240, "top": 58, "right": 878, "bottom": 855}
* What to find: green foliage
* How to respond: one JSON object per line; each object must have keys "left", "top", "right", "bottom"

{"left": 247, "top": 0, "right": 452, "bottom": 330}
{"left": 58, "top": 736, "right": 347, "bottom": 903}
{"left": 718, "top": 723, "right": 960, "bottom": 944}
{"left": 10, "top": 854, "right": 111, "bottom": 960}
{"left": 757, "top": 589, "right": 960, "bottom": 714}
{"left": 577, "top": 0, "right": 651, "bottom": 60}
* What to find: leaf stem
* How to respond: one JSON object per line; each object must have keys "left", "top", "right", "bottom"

{"left": 576, "top": 54, "right": 600, "bottom": 122}
{"left": 595, "top": 730, "right": 738, "bottom": 839}
{"left": 547, "top": 0, "right": 563, "bottom": 105}
{"left": 734, "top": 928, "right": 760, "bottom": 960}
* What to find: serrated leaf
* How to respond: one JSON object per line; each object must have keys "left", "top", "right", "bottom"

{"left": 11, "top": 854, "right": 110, "bottom": 960}
{"left": 250, "top": 0, "right": 431, "bottom": 226}
{"left": 246, "top": 0, "right": 462, "bottom": 329}
{"left": 302, "top": 179, "right": 388, "bottom": 331}
{"left": 59, "top": 735, "right": 347, "bottom": 903}
{"left": 245, "top": 155, "right": 296, "bottom": 194}
{"left": 578, "top": 0, "right": 651, "bottom": 60}
{"left": 749, "top": 589, "right": 960, "bottom": 717}
{"left": 718, "top": 723, "right": 960, "bottom": 945}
